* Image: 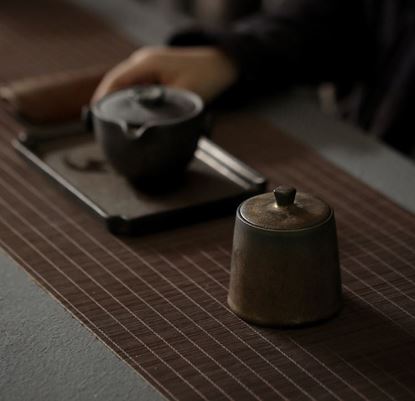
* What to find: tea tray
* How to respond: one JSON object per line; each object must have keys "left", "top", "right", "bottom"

{"left": 13, "top": 128, "right": 266, "bottom": 235}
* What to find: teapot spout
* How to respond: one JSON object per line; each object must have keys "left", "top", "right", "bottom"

{"left": 120, "top": 122, "right": 149, "bottom": 140}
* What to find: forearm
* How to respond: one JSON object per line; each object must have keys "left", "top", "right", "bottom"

{"left": 170, "top": 0, "right": 365, "bottom": 94}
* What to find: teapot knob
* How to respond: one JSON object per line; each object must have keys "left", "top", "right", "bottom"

{"left": 273, "top": 185, "right": 297, "bottom": 207}
{"left": 134, "top": 86, "right": 165, "bottom": 107}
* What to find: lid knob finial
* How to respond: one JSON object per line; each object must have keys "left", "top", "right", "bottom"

{"left": 274, "top": 186, "right": 297, "bottom": 207}
{"left": 134, "top": 86, "right": 165, "bottom": 107}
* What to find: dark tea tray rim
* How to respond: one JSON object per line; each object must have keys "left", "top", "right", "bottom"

{"left": 13, "top": 130, "right": 267, "bottom": 235}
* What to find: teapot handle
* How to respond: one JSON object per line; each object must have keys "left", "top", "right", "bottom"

{"left": 203, "top": 112, "right": 213, "bottom": 138}
{"left": 82, "top": 106, "right": 94, "bottom": 132}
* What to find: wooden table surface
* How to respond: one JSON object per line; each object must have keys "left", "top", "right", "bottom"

{"left": 1, "top": 1, "right": 415, "bottom": 401}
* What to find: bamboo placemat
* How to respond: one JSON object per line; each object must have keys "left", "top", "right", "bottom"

{"left": 1, "top": 1, "right": 415, "bottom": 400}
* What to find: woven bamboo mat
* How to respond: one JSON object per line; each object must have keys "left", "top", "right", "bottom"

{"left": 1, "top": 1, "right": 415, "bottom": 400}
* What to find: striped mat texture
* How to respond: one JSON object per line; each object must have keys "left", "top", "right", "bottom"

{"left": 1, "top": 1, "right": 415, "bottom": 400}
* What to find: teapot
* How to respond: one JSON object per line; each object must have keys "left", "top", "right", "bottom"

{"left": 85, "top": 85, "right": 208, "bottom": 182}
{"left": 228, "top": 185, "right": 342, "bottom": 327}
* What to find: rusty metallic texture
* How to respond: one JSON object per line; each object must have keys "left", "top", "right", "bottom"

{"left": 229, "top": 188, "right": 342, "bottom": 327}
{"left": 239, "top": 189, "right": 331, "bottom": 231}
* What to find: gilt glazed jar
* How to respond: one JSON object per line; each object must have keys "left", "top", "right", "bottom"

{"left": 228, "top": 185, "right": 342, "bottom": 327}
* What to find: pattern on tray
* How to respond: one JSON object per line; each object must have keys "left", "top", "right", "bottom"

{"left": 1, "top": 1, "right": 415, "bottom": 400}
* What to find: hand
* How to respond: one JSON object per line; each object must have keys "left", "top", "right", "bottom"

{"left": 92, "top": 46, "right": 238, "bottom": 103}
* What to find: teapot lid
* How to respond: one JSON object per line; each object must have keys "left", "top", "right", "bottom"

{"left": 93, "top": 85, "right": 203, "bottom": 125}
{"left": 239, "top": 185, "right": 331, "bottom": 231}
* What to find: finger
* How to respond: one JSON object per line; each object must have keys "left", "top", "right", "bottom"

{"left": 92, "top": 58, "right": 158, "bottom": 103}
{"left": 171, "top": 77, "right": 212, "bottom": 102}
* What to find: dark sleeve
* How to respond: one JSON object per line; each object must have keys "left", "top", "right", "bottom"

{"left": 169, "top": 0, "right": 367, "bottom": 96}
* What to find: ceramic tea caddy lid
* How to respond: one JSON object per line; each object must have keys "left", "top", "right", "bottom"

{"left": 228, "top": 185, "right": 342, "bottom": 327}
